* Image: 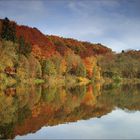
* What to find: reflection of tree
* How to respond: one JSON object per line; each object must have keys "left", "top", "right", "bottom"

{"left": 0, "top": 93, "right": 17, "bottom": 125}
{"left": 0, "top": 91, "right": 17, "bottom": 139}
{"left": 28, "top": 85, "right": 42, "bottom": 109}
{"left": 17, "top": 105, "right": 31, "bottom": 125}
{"left": 42, "top": 86, "right": 57, "bottom": 103}
{"left": 82, "top": 85, "right": 96, "bottom": 106}
{"left": 12, "top": 83, "right": 102, "bottom": 137}
{"left": 0, "top": 123, "right": 15, "bottom": 139}
{"left": 0, "top": 84, "right": 42, "bottom": 139}
{"left": 0, "top": 83, "right": 140, "bottom": 139}
{"left": 100, "top": 84, "right": 140, "bottom": 111}
{"left": 16, "top": 84, "right": 30, "bottom": 109}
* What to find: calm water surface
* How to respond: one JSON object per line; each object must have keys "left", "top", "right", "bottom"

{"left": 0, "top": 83, "right": 140, "bottom": 139}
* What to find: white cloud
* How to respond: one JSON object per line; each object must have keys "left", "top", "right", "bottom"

{"left": 46, "top": 0, "right": 140, "bottom": 52}
{"left": 0, "top": 0, "right": 47, "bottom": 26}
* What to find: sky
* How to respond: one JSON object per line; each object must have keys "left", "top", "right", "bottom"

{"left": 0, "top": 0, "right": 140, "bottom": 52}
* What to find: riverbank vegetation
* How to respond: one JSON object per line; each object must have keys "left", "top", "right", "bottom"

{"left": 0, "top": 18, "right": 103, "bottom": 87}
{"left": 0, "top": 17, "right": 140, "bottom": 87}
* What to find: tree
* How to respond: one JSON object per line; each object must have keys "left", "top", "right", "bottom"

{"left": 1, "top": 17, "right": 16, "bottom": 42}
{"left": 84, "top": 57, "right": 97, "bottom": 78}
{"left": 16, "top": 55, "right": 29, "bottom": 80}
{"left": 42, "top": 59, "right": 56, "bottom": 76}
{"left": 65, "top": 52, "right": 81, "bottom": 75}
{"left": 1, "top": 17, "right": 10, "bottom": 40}
{"left": 18, "top": 36, "right": 25, "bottom": 54}
{"left": 24, "top": 42, "right": 32, "bottom": 57}
{"left": 18, "top": 36, "right": 31, "bottom": 56}
{"left": 28, "top": 55, "right": 42, "bottom": 78}
{"left": 9, "top": 22, "right": 16, "bottom": 42}
{"left": 0, "top": 20, "right": 2, "bottom": 39}
{"left": 51, "top": 56, "right": 61, "bottom": 75}
{"left": 76, "top": 62, "right": 86, "bottom": 77}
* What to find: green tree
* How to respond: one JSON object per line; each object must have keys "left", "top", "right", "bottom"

{"left": 1, "top": 17, "right": 10, "bottom": 40}
{"left": 18, "top": 36, "right": 31, "bottom": 56}
{"left": 76, "top": 62, "right": 87, "bottom": 77}
{"left": 42, "top": 59, "right": 56, "bottom": 76}
{"left": 24, "top": 42, "right": 32, "bottom": 57}
{"left": 28, "top": 55, "right": 42, "bottom": 78}
{"left": 1, "top": 17, "right": 16, "bottom": 42}
{"left": 51, "top": 56, "right": 62, "bottom": 75}
{"left": 18, "top": 36, "right": 25, "bottom": 54}
{"left": 9, "top": 22, "right": 16, "bottom": 42}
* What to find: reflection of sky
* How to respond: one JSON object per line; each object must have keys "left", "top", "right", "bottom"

{"left": 16, "top": 108, "right": 140, "bottom": 139}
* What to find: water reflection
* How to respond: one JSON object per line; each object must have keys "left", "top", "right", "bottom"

{"left": 16, "top": 109, "right": 140, "bottom": 139}
{"left": 0, "top": 83, "right": 140, "bottom": 139}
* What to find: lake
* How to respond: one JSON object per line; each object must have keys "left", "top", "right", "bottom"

{"left": 0, "top": 83, "right": 140, "bottom": 139}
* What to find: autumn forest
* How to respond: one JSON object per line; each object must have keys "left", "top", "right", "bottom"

{"left": 0, "top": 17, "right": 140, "bottom": 87}
{"left": 0, "top": 17, "right": 140, "bottom": 139}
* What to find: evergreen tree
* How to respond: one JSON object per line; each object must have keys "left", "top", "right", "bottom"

{"left": 1, "top": 17, "right": 10, "bottom": 40}
{"left": 1, "top": 17, "right": 16, "bottom": 42}
{"left": 9, "top": 22, "right": 16, "bottom": 42}
{"left": 18, "top": 36, "right": 31, "bottom": 56}
{"left": 18, "top": 36, "right": 25, "bottom": 54}
{"left": 25, "top": 42, "right": 32, "bottom": 56}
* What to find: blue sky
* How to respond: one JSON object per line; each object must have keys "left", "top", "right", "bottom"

{"left": 0, "top": 0, "right": 140, "bottom": 52}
